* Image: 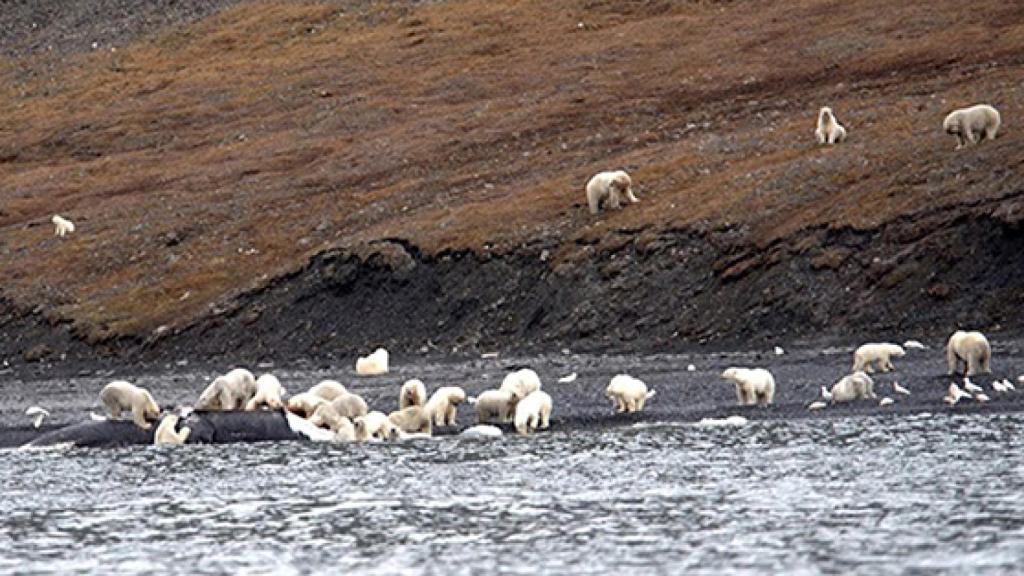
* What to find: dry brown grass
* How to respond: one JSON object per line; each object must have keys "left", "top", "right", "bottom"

{"left": 1, "top": 0, "right": 1023, "bottom": 338}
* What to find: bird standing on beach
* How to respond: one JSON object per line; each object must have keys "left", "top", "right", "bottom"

{"left": 945, "top": 383, "right": 971, "bottom": 406}
{"left": 879, "top": 397, "right": 894, "bottom": 407}
{"left": 25, "top": 406, "right": 49, "bottom": 428}
{"left": 820, "top": 385, "right": 833, "bottom": 402}
{"left": 807, "top": 401, "right": 827, "bottom": 411}
{"left": 893, "top": 381, "right": 911, "bottom": 395}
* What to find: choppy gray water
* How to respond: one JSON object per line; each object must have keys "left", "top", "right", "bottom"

{"left": 3, "top": 412, "right": 1024, "bottom": 575}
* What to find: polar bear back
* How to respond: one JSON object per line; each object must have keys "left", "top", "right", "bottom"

{"left": 308, "top": 380, "right": 347, "bottom": 401}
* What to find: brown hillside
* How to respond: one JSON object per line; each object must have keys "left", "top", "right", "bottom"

{"left": 1, "top": 0, "right": 1023, "bottom": 352}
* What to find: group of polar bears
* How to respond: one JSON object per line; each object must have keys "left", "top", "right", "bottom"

{"left": 586, "top": 103, "right": 1001, "bottom": 216}
{"left": 473, "top": 368, "right": 553, "bottom": 436}
{"left": 817, "top": 103, "right": 1001, "bottom": 149}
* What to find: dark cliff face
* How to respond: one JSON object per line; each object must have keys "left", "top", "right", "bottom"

{"left": 1, "top": 0, "right": 1023, "bottom": 366}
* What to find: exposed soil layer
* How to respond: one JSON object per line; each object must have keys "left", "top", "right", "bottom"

{"left": 1, "top": 0, "right": 1024, "bottom": 366}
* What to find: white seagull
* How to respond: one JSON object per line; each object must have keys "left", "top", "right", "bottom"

{"left": 820, "top": 385, "right": 833, "bottom": 402}
{"left": 1004, "top": 379, "right": 1016, "bottom": 391}
{"left": 893, "top": 381, "right": 911, "bottom": 395}
{"left": 879, "top": 397, "right": 895, "bottom": 407}
{"left": 945, "top": 383, "right": 971, "bottom": 405}
{"left": 992, "top": 380, "right": 1007, "bottom": 393}
{"left": 25, "top": 406, "right": 50, "bottom": 428}
{"left": 963, "top": 379, "right": 983, "bottom": 395}
{"left": 975, "top": 393, "right": 991, "bottom": 403}
{"left": 903, "top": 340, "right": 927, "bottom": 350}
{"left": 808, "top": 401, "right": 827, "bottom": 411}
{"left": 773, "top": 346, "right": 785, "bottom": 356}
{"left": 686, "top": 364, "right": 697, "bottom": 372}
{"left": 557, "top": 372, "right": 578, "bottom": 384}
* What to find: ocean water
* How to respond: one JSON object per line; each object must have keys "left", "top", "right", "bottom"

{"left": 2, "top": 412, "right": 1023, "bottom": 575}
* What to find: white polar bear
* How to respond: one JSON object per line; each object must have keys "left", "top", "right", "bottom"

{"left": 286, "top": 392, "right": 328, "bottom": 418}
{"left": 514, "top": 390, "right": 553, "bottom": 436}
{"left": 471, "top": 389, "right": 518, "bottom": 424}
{"left": 946, "top": 330, "right": 991, "bottom": 376}
{"left": 154, "top": 415, "right": 190, "bottom": 445}
{"left": 829, "top": 371, "right": 875, "bottom": 403}
{"left": 605, "top": 374, "right": 656, "bottom": 413}
{"left": 307, "top": 380, "right": 348, "bottom": 401}
{"left": 423, "top": 386, "right": 467, "bottom": 427}
{"left": 586, "top": 170, "right": 638, "bottom": 215}
{"left": 499, "top": 368, "right": 542, "bottom": 400}
{"left": 52, "top": 214, "right": 75, "bottom": 237}
{"left": 354, "top": 411, "right": 399, "bottom": 442}
{"left": 333, "top": 416, "right": 357, "bottom": 443}
{"left": 99, "top": 380, "right": 161, "bottom": 429}
{"left": 852, "top": 343, "right": 906, "bottom": 373}
{"left": 356, "top": 347, "right": 389, "bottom": 376}
{"left": 388, "top": 406, "right": 432, "bottom": 435}
{"left": 328, "top": 392, "right": 369, "bottom": 419}
{"left": 720, "top": 367, "right": 776, "bottom": 406}
{"left": 399, "top": 379, "right": 428, "bottom": 409}
{"left": 245, "top": 374, "right": 286, "bottom": 410}
{"left": 196, "top": 368, "right": 257, "bottom": 411}
{"left": 814, "top": 106, "right": 847, "bottom": 145}
{"left": 309, "top": 402, "right": 360, "bottom": 432}
{"left": 943, "top": 104, "right": 1000, "bottom": 149}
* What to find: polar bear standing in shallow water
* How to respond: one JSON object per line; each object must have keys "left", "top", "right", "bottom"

{"left": 99, "top": 381, "right": 161, "bottom": 429}
{"left": 815, "top": 107, "right": 847, "bottom": 145}
{"left": 356, "top": 348, "right": 389, "bottom": 376}
{"left": 605, "top": 374, "right": 656, "bottom": 413}
{"left": 852, "top": 343, "right": 906, "bottom": 373}
{"left": 154, "top": 415, "right": 190, "bottom": 445}
{"left": 943, "top": 104, "right": 1000, "bottom": 149}
{"left": 196, "top": 368, "right": 257, "bottom": 411}
{"left": 720, "top": 368, "right": 776, "bottom": 406}
{"left": 947, "top": 330, "right": 991, "bottom": 376}
{"left": 586, "top": 170, "right": 638, "bottom": 215}
{"left": 829, "top": 371, "right": 875, "bottom": 403}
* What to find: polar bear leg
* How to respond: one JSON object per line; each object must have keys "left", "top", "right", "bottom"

{"left": 981, "top": 348, "right": 991, "bottom": 374}
{"left": 540, "top": 405, "right": 550, "bottom": 429}
{"left": 626, "top": 189, "right": 639, "bottom": 204}
{"left": 131, "top": 403, "right": 152, "bottom": 430}
{"left": 608, "top": 189, "right": 622, "bottom": 210}
{"left": 735, "top": 385, "right": 746, "bottom": 405}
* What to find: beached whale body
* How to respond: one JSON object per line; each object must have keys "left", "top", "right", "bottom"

{"left": 22, "top": 410, "right": 304, "bottom": 448}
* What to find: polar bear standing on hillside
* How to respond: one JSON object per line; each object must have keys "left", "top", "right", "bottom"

{"left": 52, "top": 215, "right": 75, "bottom": 237}
{"left": 851, "top": 343, "right": 906, "bottom": 373}
{"left": 943, "top": 104, "right": 1000, "bottom": 149}
{"left": 196, "top": 368, "right": 257, "bottom": 411}
{"left": 946, "top": 330, "right": 992, "bottom": 376}
{"left": 99, "top": 381, "right": 161, "bottom": 429}
{"left": 605, "top": 374, "right": 656, "bottom": 413}
{"left": 720, "top": 367, "right": 776, "bottom": 406}
{"left": 814, "top": 106, "right": 847, "bottom": 145}
{"left": 586, "top": 170, "right": 638, "bottom": 215}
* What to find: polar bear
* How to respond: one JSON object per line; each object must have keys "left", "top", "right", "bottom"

{"left": 356, "top": 347, "right": 389, "bottom": 376}
{"left": 829, "top": 371, "right": 875, "bottom": 403}
{"left": 308, "top": 380, "right": 347, "bottom": 401}
{"left": 354, "top": 411, "right": 398, "bottom": 442}
{"left": 499, "top": 368, "right": 542, "bottom": 400}
{"left": 946, "top": 330, "right": 992, "bottom": 376}
{"left": 245, "top": 374, "right": 286, "bottom": 410}
{"left": 52, "top": 214, "right": 75, "bottom": 237}
{"left": 154, "top": 415, "right": 190, "bottom": 445}
{"left": 99, "top": 380, "right": 161, "bottom": 429}
{"left": 329, "top": 392, "right": 369, "bottom": 419}
{"left": 196, "top": 368, "right": 257, "bottom": 411}
{"left": 852, "top": 343, "right": 906, "bottom": 373}
{"left": 423, "top": 386, "right": 467, "bottom": 427}
{"left": 586, "top": 170, "right": 638, "bottom": 215}
{"left": 472, "top": 389, "right": 519, "bottom": 424}
{"left": 720, "top": 367, "right": 776, "bottom": 406}
{"left": 815, "top": 106, "right": 847, "bottom": 145}
{"left": 309, "top": 403, "right": 351, "bottom": 431}
{"left": 514, "top": 390, "right": 553, "bottom": 436}
{"left": 286, "top": 392, "right": 328, "bottom": 418}
{"left": 605, "top": 374, "right": 656, "bottom": 413}
{"left": 943, "top": 104, "right": 1000, "bottom": 149}
{"left": 333, "top": 416, "right": 357, "bottom": 443}
{"left": 399, "top": 379, "right": 427, "bottom": 409}
{"left": 388, "top": 406, "right": 432, "bottom": 435}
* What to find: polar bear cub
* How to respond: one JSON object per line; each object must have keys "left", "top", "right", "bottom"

{"left": 943, "top": 104, "right": 1000, "bottom": 149}
{"left": 99, "top": 380, "right": 161, "bottom": 429}
{"left": 815, "top": 106, "right": 847, "bottom": 145}
{"left": 424, "top": 386, "right": 467, "bottom": 427}
{"left": 472, "top": 389, "right": 518, "bottom": 424}
{"left": 356, "top": 347, "right": 389, "bottom": 376}
{"left": 388, "top": 406, "right": 432, "bottom": 435}
{"left": 354, "top": 411, "right": 398, "bottom": 442}
{"left": 852, "top": 343, "right": 906, "bottom": 373}
{"left": 605, "top": 374, "right": 656, "bottom": 413}
{"left": 245, "top": 374, "right": 287, "bottom": 410}
{"left": 308, "top": 380, "right": 348, "bottom": 401}
{"left": 154, "top": 415, "right": 191, "bottom": 445}
{"left": 196, "top": 368, "right": 257, "bottom": 411}
{"left": 947, "top": 330, "right": 992, "bottom": 376}
{"left": 499, "top": 368, "right": 542, "bottom": 400}
{"left": 829, "top": 371, "right": 875, "bottom": 403}
{"left": 720, "top": 367, "right": 776, "bottom": 406}
{"left": 52, "top": 214, "right": 75, "bottom": 237}
{"left": 586, "top": 170, "right": 638, "bottom": 215}
{"left": 399, "top": 379, "right": 428, "bottom": 409}
{"left": 514, "top": 390, "right": 553, "bottom": 436}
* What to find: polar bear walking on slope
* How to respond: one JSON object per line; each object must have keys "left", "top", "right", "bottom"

{"left": 852, "top": 343, "right": 906, "bottom": 373}
{"left": 52, "top": 215, "right": 75, "bottom": 237}
{"left": 815, "top": 106, "right": 847, "bottom": 145}
{"left": 943, "top": 104, "right": 1000, "bottom": 149}
{"left": 99, "top": 381, "right": 161, "bottom": 429}
{"left": 947, "top": 330, "right": 991, "bottom": 376}
{"left": 586, "top": 170, "right": 638, "bottom": 215}
{"left": 721, "top": 367, "right": 776, "bottom": 406}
